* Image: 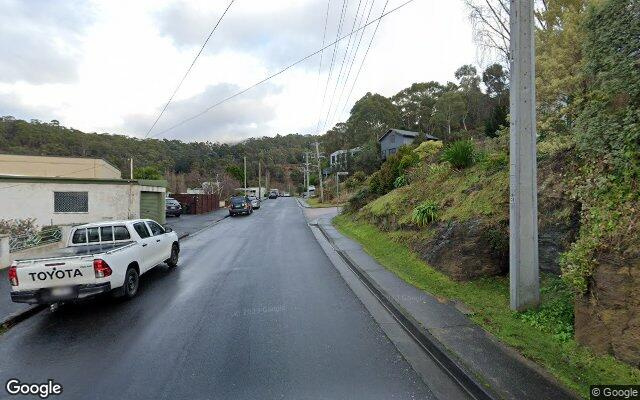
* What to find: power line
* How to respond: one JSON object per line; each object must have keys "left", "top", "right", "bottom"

{"left": 315, "top": 0, "right": 349, "bottom": 135}
{"left": 150, "top": 0, "right": 416, "bottom": 139}
{"left": 314, "top": 0, "right": 333, "bottom": 97}
{"left": 144, "top": 0, "right": 235, "bottom": 138}
{"left": 321, "top": 0, "right": 364, "bottom": 133}
{"left": 340, "top": 0, "right": 390, "bottom": 116}
{"left": 329, "top": 0, "right": 376, "bottom": 124}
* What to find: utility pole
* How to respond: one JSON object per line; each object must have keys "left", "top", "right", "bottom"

{"left": 258, "top": 160, "right": 262, "bottom": 199}
{"left": 304, "top": 152, "right": 310, "bottom": 198}
{"left": 509, "top": 0, "right": 539, "bottom": 311}
{"left": 302, "top": 165, "right": 306, "bottom": 196}
{"left": 314, "top": 142, "right": 324, "bottom": 202}
{"left": 243, "top": 156, "right": 247, "bottom": 196}
{"left": 130, "top": 158, "right": 133, "bottom": 180}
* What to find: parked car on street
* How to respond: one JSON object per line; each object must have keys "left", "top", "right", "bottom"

{"left": 229, "top": 196, "right": 253, "bottom": 216}
{"left": 165, "top": 197, "right": 182, "bottom": 217}
{"left": 268, "top": 191, "right": 278, "bottom": 199}
{"left": 8, "top": 219, "right": 180, "bottom": 305}
{"left": 283, "top": 192, "right": 291, "bottom": 197}
{"left": 248, "top": 195, "right": 261, "bottom": 209}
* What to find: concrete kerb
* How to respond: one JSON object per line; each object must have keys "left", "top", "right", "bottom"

{"left": 177, "top": 214, "right": 231, "bottom": 241}
{"left": 1, "top": 305, "right": 46, "bottom": 330}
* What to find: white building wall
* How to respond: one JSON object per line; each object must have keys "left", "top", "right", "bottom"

{"left": 0, "top": 182, "right": 141, "bottom": 227}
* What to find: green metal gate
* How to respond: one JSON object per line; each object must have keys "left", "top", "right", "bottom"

{"left": 140, "top": 191, "right": 165, "bottom": 224}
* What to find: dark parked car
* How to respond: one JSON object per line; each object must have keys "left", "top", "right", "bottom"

{"left": 268, "top": 192, "right": 278, "bottom": 199}
{"left": 229, "top": 196, "right": 253, "bottom": 216}
{"left": 165, "top": 198, "right": 182, "bottom": 217}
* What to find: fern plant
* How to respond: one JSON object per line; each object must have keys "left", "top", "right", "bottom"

{"left": 412, "top": 201, "right": 438, "bottom": 226}
{"left": 441, "top": 140, "right": 476, "bottom": 169}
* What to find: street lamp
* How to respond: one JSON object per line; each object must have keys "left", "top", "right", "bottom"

{"left": 336, "top": 171, "right": 348, "bottom": 200}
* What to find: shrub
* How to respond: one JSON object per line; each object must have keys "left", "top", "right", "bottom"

{"left": 414, "top": 140, "right": 443, "bottom": 160}
{"left": 368, "top": 171, "right": 382, "bottom": 194}
{"left": 346, "top": 187, "right": 373, "bottom": 213}
{"left": 352, "top": 171, "right": 366, "bottom": 182}
{"left": 483, "top": 152, "right": 508, "bottom": 172}
{"left": 398, "top": 153, "right": 420, "bottom": 171}
{"left": 441, "top": 140, "right": 476, "bottom": 169}
{"left": 394, "top": 174, "right": 407, "bottom": 188}
{"left": 345, "top": 171, "right": 367, "bottom": 190}
{"left": 0, "top": 219, "right": 37, "bottom": 236}
{"left": 134, "top": 166, "right": 163, "bottom": 180}
{"left": 411, "top": 201, "right": 438, "bottom": 226}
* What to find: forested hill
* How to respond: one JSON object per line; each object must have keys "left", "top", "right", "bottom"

{"left": 0, "top": 118, "right": 316, "bottom": 184}
{"left": 0, "top": 59, "right": 509, "bottom": 190}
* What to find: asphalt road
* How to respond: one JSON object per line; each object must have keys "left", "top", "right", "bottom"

{"left": 0, "top": 198, "right": 437, "bottom": 400}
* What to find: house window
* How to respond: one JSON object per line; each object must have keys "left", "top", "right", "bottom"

{"left": 54, "top": 192, "right": 88, "bottom": 213}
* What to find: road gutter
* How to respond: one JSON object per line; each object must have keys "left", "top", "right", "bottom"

{"left": 177, "top": 214, "right": 230, "bottom": 241}
{"left": 1, "top": 304, "right": 46, "bottom": 330}
{"left": 309, "top": 219, "right": 495, "bottom": 400}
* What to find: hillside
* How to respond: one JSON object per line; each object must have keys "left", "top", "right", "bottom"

{"left": 0, "top": 118, "right": 315, "bottom": 191}
{"left": 331, "top": 0, "right": 639, "bottom": 396}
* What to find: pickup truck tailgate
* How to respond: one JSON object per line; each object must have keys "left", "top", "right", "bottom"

{"left": 14, "top": 256, "right": 97, "bottom": 291}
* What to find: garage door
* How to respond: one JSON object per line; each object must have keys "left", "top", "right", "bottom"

{"left": 140, "top": 191, "right": 165, "bottom": 224}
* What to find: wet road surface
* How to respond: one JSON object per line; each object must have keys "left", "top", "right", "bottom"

{"left": 0, "top": 198, "right": 439, "bottom": 399}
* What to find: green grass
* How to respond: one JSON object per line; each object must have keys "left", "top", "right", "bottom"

{"left": 333, "top": 215, "right": 640, "bottom": 399}
{"left": 305, "top": 197, "right": 340, "bottom": 208}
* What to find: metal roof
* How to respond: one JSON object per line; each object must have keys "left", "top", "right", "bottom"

{"left": 378, "top": 129, "right": 439, "bottom": 142}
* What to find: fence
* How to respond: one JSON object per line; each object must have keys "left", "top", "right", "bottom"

{"left": 171, "top": 194, "right": 220, "bottom": 215}
{"left": 9, "top": 227, "right": 63, "bottom": 253}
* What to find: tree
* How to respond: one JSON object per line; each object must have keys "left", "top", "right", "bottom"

{"left": 535, "top": 0, "right": 587, "bottom": 136}
{"left": 482, "top": 63, "right": 509, "bottom": 137}
{"left": 482, "top": 63, "right": 508, "bottom": 98}
{"left": 455, "top": 65, "right": 484, "bottom": 131}
{"left": 464, "top": 0, "right": 550, "bottom": 65}
{"left": 225, "top": 165, "right": 244, "bottom": 183}
{"left": 346, "top": 92, "right": 402, "bottom": 144}
{"left": 433, "top": 91, "right": 466, "bottom": 136}
{"left": 391, "top": 81, "right": 444, "bottom": 133}
{"left": 464, "top": 0, "right": 511, "bottom": 63}
{"left": 133, "top": 166, "right": 162, "bottom": 180}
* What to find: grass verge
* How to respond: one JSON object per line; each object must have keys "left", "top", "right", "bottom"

{"left": 333, "top": 214, "right": 640, "bottom": 399}
{"left": 305, "top": 197, "right": 342, "bottom": 208}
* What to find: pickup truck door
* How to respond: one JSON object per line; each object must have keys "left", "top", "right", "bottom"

{"left": 132, "top": 222, "right": 156, "bottom": 272}
{"left": 146, "top": 220, "right": 172, "bottom": 265}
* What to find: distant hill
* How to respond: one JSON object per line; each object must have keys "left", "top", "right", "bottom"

{"left": 0, "top": 117, "right": 316, "bottom": 189}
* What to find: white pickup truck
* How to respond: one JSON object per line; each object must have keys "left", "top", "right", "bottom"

{"left": 8, "top": 219, "right": 179, "bottom": 305}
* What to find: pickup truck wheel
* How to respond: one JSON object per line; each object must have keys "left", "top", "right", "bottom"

{"left": 123, "top": 268, "right": 139, "bottom": 299}
{"left": 166, "top": 244, "right": 179, "bottom": 268}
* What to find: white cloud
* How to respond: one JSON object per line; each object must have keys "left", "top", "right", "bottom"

{"left": 0, "top": 0, "right": 477, "bottom": 142}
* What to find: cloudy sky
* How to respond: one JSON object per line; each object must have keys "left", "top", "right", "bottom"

{"left": 0, "top": 0, "right": 477, "bottom": 143}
